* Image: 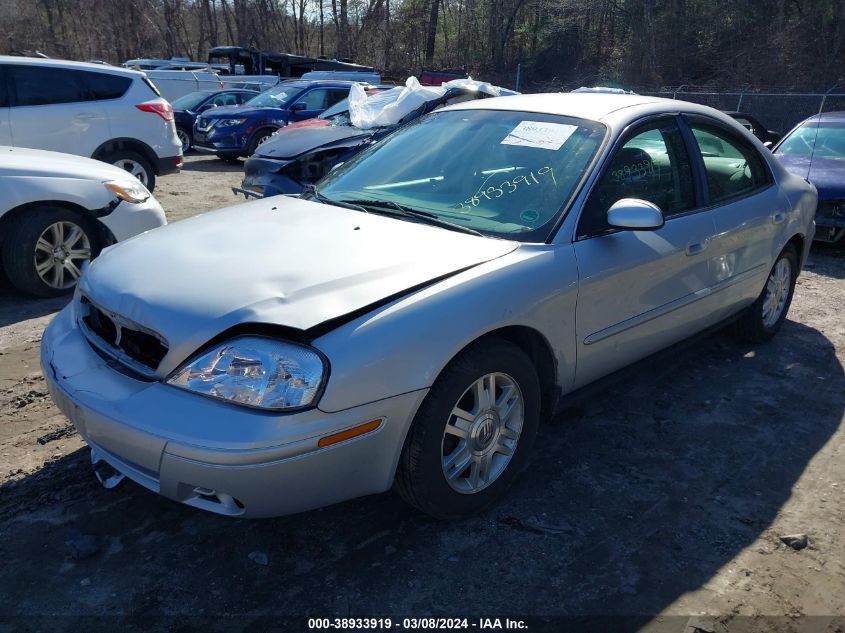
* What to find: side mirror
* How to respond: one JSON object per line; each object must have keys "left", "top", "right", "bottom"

{"left": 607, "top": 199, "right": 664, "bottom": 231}
{"left": 290, "top": 102, "right": 307, "bottom": 112}
{"left": 198, "top": 103, "right": 217, "bottom": 112}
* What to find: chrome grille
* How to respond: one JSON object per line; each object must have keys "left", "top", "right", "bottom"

{"left": 79, "top": 296, "right": 168, "bottom": 376}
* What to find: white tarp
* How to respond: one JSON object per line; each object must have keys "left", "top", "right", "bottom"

{"left": 349, "top": 76, "right": 512, "bottom": 130}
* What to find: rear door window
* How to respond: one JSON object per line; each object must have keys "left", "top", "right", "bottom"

{"left": 9, "top": 65, "right": 87, "bottom": 106}
{"left": 80, "top": 71, "right": 131, "bottom": 101}
{"left": 688, "top": 122, "right": 771, "bottom": 203}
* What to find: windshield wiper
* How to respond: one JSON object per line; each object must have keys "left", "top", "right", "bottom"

{"left": 301, "top": 184, "right": 369, "bottom": 213}
{"left": 340, "top": 198, "right": 484, "bottom": 237}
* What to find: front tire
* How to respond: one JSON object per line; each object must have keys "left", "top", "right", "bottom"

{"left": 394, "top": 339, "right": 540, "bottom": 519}
{"left": 734, "top": 244, "right": 798, "bottom": 342}
{"left": 1, "top": 207, "right": 99, "bottom": 297}
{"left": 246, "top": 129, "right": 273, "bottom": 156}
{"left": 176, "top": 127, "right": 192, "bottom": 153}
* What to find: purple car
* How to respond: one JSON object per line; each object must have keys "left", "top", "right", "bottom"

{"left": 774, "top": 111, "right": 845, "bottom": 243}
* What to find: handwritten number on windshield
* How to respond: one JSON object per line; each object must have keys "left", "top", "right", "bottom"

{"left": 457, "top": 166, "right": 557, "bottom": 210}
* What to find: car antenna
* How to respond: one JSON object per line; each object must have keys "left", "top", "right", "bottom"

{"left": 808, "top": 83, "right": 841, "bottom": 182}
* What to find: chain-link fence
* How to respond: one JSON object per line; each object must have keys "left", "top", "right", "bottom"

{"left": 639, "top": 89, "right": 845, "bottom": 136}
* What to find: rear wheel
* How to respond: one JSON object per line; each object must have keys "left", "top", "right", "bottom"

{"left": 101, "top": 150, "right": 156, "bottom": 191}
{"left": 394, "top": 339, "right": 540, "bottom": 519}
{"left": 734, "top": 245, "right": 798, "bottom": 342}
{"left": 1, "top": 207, "right": 98, "bottom": 297}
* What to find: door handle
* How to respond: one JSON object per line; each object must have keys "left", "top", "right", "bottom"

{"left": 772, "top": 212, "right": 786, "bottom": 224}
{"left": 74, "top": 113, "right": 97, "bottom": 120}
{"left": 686, "top": 240, "right": 709, "bottom": 256}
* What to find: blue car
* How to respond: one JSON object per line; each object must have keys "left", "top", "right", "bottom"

{"left": 774, "top": 111, "right": 845, "bottom": 243}
{"left": 192, "top": 80, "right": 356, "bottom": 161}
{"left": 172, "top": 89, "right": 260, "bottom": 153}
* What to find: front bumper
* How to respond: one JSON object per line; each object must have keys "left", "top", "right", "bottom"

{"left": 241, "top": 156, "right": 304, "bottom": 197}
{"left": 97, "top": 197, "right": 167, "bottom": 242}
{"left": 192, "top": 128, "right": 245, "bottom": 153}
{"left": 41, "top": 306, "right": 427, "bottom": 518}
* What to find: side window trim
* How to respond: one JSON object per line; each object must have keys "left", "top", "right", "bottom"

{"left": 680, "top": 113, "right": 775, "bottom": 208}
{"left": 575, "top": 113, "right": 700, "bottom": 240}
{"left": 677, "top": 115, "right": 711, "bottom": 208}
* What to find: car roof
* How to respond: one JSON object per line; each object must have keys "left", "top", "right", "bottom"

{"left": 0, "top": 55, "right": 143, "bottom": 78}
{"left": 443, "top": 92, "right": 672, "bottom": 121}
{"left": 799, "top": 111, "right": 845, "bottom": 124}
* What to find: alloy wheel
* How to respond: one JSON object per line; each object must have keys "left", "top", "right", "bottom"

{"left": 762, "top": 258, "right": 792, "bottom": 328}
{"left": 441, "top": 372, "right": 524, "bottom": 494}
{"left": 34, "top": 221, "right": 91, "bottom": 290}
{"left": 113, "top": 158, "right": 149, "bottom": 186}
{"left": 176, "top": 129, "right": 191, "bottom": 153}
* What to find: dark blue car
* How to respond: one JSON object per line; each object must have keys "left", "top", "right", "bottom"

{"left": 192, "top": 80, "right": 355, "bottom": 161}
{"left": 774, "top": 111, "right": 845, "bottom": 243}
{"left": 172, "top": 89, "right": 259, "bottom": 153}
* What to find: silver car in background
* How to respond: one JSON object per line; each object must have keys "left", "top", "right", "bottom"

{"left": 41, "top": 93, "right": 816, "bottom": 518}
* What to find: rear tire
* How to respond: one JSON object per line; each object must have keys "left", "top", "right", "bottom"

{"left": 734, "top": 244, "right": 798, "bottom": 342}
{"left": 394, "top": 339, "right": 540, "bottom": 519}
{"left": 1, "top": 207, "right": 99, "bottom": 298}
{"left": 101, "top": 150, "right": 156, "bottom": 192}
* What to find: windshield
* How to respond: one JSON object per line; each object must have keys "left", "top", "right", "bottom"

{"left": 319, "top": 98, "right": 350, "bottom": 120}
{"left": 776, "top": 122, "right": 845, "bottom": 160}
{"left": 246, "top": 87, "right": 297, "bottom": 108}
{"left": 319, "top": 110, "right": 606, "bottom": 241}
{"left": 171, "top": 91, "right": 212, "bottom": 111}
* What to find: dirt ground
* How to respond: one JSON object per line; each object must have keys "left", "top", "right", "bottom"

{"left": 1, "top": 154, "right": 844, "bottom": 632}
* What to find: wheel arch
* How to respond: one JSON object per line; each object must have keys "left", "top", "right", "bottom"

{"left": 447, "top": 325, "right": 561, "bottom": 421}
{"left": 92, "top": 138, "right": 159, "bottom": 174}
{"left": 0, "top": 201, "right": 115, "bottom": 254}
{"left": 786, "top": 233, "right": 805, "bottom": 270}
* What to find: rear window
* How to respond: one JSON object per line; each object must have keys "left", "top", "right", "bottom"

{"left": 9, "top": 65, "right": 87, "bottom": 106}
{"left": 142, "top": 76, "right": 162, "bottom": 97}
{"left": 80, "top": 71, "right": 131, "bottom": 100}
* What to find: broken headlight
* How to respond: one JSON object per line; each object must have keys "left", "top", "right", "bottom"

{"left": 166, "top": 337, "right": 326, "bottom": 410}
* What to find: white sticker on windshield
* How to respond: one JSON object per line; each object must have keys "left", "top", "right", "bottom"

{"left": 501, "top": 121, "right": 578, "bottom": 151}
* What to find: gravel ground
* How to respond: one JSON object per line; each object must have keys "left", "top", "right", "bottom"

{"left": 1, "top": 154, "right": 844, "bottom": 631}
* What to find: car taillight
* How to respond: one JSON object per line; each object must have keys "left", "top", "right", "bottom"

{"left": 136, "top": 100, "right": 174, "bottom": 122}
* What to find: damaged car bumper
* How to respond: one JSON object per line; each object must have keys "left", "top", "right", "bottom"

{"left": 41, "top": 305, "right": 427, "bottom": 518}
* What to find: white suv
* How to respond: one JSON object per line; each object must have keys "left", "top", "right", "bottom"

{"left": 0, "top": 56, "right": 182, "bottom": 191}
{"left": 0, "top": 146, "right": 166, "bottom": 297}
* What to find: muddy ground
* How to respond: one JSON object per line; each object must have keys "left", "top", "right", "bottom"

{"left": 1, "top": 154, "right": 844, "bottom": 632}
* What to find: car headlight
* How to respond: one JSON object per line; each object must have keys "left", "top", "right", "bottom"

{"left": 217, "top": 118, "right": 247, "bottom": 127}
{"left": 104, "top": 180, "right": 151, "bottom": 204}
{"left": 166, "top": 336, "right": 326, "bottom": 410}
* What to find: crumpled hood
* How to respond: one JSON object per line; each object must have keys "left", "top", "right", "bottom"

{"left": 255, "top": 126, "right": 373, "bottom": 159}
{"left": 79, "top": 196, "right": 518, "bottom": 374}
{"left": 775, "top": 153, "right": 845, "bottom": 200}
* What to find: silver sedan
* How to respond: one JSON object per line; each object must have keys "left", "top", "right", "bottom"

{"left": 41, "top": 93, "right": 816, "bottom": 518}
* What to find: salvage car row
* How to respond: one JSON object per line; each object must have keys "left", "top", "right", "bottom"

{"left": 0, "top": 53, "right": 839, "bottom": 521}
